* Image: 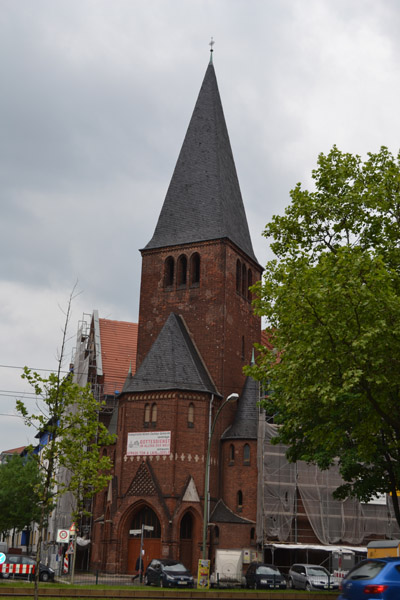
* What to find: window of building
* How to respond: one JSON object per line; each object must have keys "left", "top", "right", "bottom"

{"left": 214, "top": 525, "right": 220, "bottom": 544}
{"left": 164, "top": 256, "right": 174, "bottom": 288}
{"left": 243, "top": 443, "right": 250, "bottom": 465}
{"left": 188, "top": 403, "right": 194, "bottom": 428}
{"left": 247, "top": 269, "right": 253, "bottom": 301}
{"left": 144, "top": 403, "right": 150, "bottom": 427}
{"left": 250, "top": 527, "right": 255, "bottom": 541}
{"left": 236, "top": 259, "right": 241, "bottom": 293}
{"left": 177, "top": 254, "right": 187, "bottom": 287}
{"left": 242, "top": 263, "right": 247, "bottom": 296}
{"left": 190, "top": 253, "right": 200, "bottom": 286}
{"left": 229, "top": 444, "right": 235, "bottom": 464}
{"left": 151, "top": 403, "right": 157, "bottom": 426}
{"left": 237, "top": 490, "right": 243, "bottom": 512}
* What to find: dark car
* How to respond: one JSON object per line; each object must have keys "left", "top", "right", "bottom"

{"left": 144, "top": 559, "right": 194, "bottom": 588}
{"left": 339, "top": 558, "right": 400, "bottom": 599}
{"left": 288, "top": 563, "right": 339, "bottom": 591}
{"left": 1, "top": 554, "right": 54, "bottom": 582}
{"left": 245, "top": 562, "right": 287, "bottom": 589}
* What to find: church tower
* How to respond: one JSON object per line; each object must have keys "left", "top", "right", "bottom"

{"left": 93, "top": 51, "right": 262, "bottom": 577}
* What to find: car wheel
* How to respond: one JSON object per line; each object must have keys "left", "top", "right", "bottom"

{"left": 287, "top": 577, "right": 293, "bottom": 588}
{"left": 1, "top": 574, "right": 10, "bottom": 580}
{"left": 40, "top": 572, "right": 50, "bottom": 582}
{"left": 144, "top": 575, "right": 150, "bottom": 586}
{"left": 160, "top": 577, "right": 164, "bottom": 588}
{"left": 306, "top": 581, "right": 312, "bottom": 591}
{"left": 253, "top": 581, "right": 258, "bottom": 590}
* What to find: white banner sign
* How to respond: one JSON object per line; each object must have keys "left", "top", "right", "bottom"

{"left": 127, "top": 431, "right": 171, "bottom": 456}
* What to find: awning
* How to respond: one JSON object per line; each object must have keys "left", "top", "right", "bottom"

{"left": 264, "top": 543, "right": 368, "bottom": 554}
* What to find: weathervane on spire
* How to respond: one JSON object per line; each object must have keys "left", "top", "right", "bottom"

{"left": 209, "top": 37, "right": 215, "bottom": 64}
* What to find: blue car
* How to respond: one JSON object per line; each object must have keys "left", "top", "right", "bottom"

{"left": 338, "top": 558, "right": 400, "bottom": 599}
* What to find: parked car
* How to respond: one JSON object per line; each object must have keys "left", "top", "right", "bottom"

{"left": 339, "top": 557, "right": 400, "bottom": 599}
{"left": 144, "top": 559, "right": 194, "bottom": 588}
{"left": 288, "top": 563, "right": 339, "bottom": 591}
{"left": 1, "top": 554, "right": 54, "bottom": 582}
{"left": 245, "top": 562, "right": 287, "bottom": 589}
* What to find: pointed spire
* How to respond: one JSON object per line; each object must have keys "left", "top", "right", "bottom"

{"left": 145, "top": 60, "right": 259, "bottom": 265}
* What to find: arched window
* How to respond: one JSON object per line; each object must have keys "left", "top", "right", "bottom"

{"left": 190, "top": 253, "right": 200, "bottom": 286}
{"left": 237, "top": 490, "right": 243, "bottom": 511}
{"left": 144, "top": 403, "right": 150, "bottom": 427}
{"left": 177, "top": 254, "right": 187, "bottom": 287}
{"left": 247, "top": 269, "right": 253, "bottom": 301}
{"left": 242, "top": 263, "right": 247, "bottom": 296}
{"left": 164, "top": 257, "right": 174, "bottom": 288}
{"left": 188, "top": 403, "right": 194, "bottom": 428}
{"left": 243, "top": 443, "right": 250, "bottom": 465}
{"left": 151, "top": 403, "right": 157, "bottom": 426}
{"left": 236, "top": 259, "right": 241, "bottom": 293}
{"left": 229, "top": 444, "right": 235, "bottom": 464}
{"left": 214, "top": 525, "right": 220, "bottom": 544}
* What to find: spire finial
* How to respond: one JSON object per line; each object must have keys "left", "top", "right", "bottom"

{"left": 251, "top": 348, "right": 255, "bottom": 365}
{"left": 209, "top": 37, "right": 215, "bottom": 64}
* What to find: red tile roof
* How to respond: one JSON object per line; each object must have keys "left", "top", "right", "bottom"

{"left": 99, "top": 319, "right": 138, "bottom": 396}
{"left": 2, "top": 446, "right": 26, "bottom": 455}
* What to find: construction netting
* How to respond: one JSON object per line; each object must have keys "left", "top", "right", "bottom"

{"left": 257, "top": 421, "right": 400, "bottom": 545}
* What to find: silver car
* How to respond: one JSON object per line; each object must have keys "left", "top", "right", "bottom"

{"left": 288, "top": 563, "right": 339, "bottom": 591}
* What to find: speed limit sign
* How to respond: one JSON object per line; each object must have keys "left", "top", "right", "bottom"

{"left": 57, "top": 529, "right": 70, "bottom": 543}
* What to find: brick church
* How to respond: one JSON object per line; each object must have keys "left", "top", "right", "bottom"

{"left": 89, "top": 52, "right": 263, "bottom": 575}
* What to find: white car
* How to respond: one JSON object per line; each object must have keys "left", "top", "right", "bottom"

{"left": 288, "top": 563, "right": 339, "bottom": 591}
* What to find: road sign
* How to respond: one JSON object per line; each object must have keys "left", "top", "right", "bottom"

{"left": 57, "top": 529, "right": 70, "bottom": 543}
{"left": 69, "top": 522, "right": 76, "bottom": 533}
{"left": 0, "top": 553, "right": 5, "bottom": 565}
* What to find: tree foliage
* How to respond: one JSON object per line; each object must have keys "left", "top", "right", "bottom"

{"left": 0, "top": 454, "right": 42, "bottom": 540}
{"left": 248, "top": 146, "right": 400, "bottom": 527}
{"left": 16, "top": 290, "right": 115, "bottom": 596}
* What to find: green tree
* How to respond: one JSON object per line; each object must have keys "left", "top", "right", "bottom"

{"left": 248, "top": 146, "right": 400, "bottom": 528}
{"left": 16, "top": 291, "right": 115, "bottom": 597}
{"left": 0, "top": 453, "right": 42, "bottom": 545}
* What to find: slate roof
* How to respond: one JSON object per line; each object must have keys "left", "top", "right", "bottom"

{"left": 210, "top": 499, "right": 255, "bottom": 524}
{"left": 99, "top": 319, "right": 138, "bottom": 396}
{"left": 221, "top": 374, "right": 259, "bottom": 440}
{"left": 145, "top": 61, "right": 259, "bottom": 265}
{"left": 122, "top": 313, "right": 219, "bottom": 395}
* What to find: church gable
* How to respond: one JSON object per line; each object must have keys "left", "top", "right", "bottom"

{"left": 182, "top": 476, "right": 200, "bottom": 503}
{"left": 125, "top": 462, "right": 156, "bottom": 497}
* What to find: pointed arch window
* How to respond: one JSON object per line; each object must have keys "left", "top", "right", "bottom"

{"left": 242, "top": 263, "right": 247, "bottom": 296}
{"left": 236, "top": 260, "right": 242, "bottom": 293}
{"left": 247, "top": 269, "right": 253, "bottom": 302}
{"left": 188, "top": 403, "right": 194, "bottom": 428}
{"left": 151, "top": 403, "right": 157, "bottom": 426}
{"left": 237, "top": 490, "right": 243, "bottom": 512}
{"left": 144, "top": 403, "right": 150, "bottom": 428}
{"left": 243, "top": 443, "right": 250, "bottom": 465}
{"left": 229, "top": 443, "right": 235, "bottom": 464}
{"left": 214, "top": 525, "right": 220, "bottom": 544}
{"left": 164, "top": 257, "right": 175, "bottom": 288}
{"left": 190, "top": 252, "right": 200, "bottom": 286}
{"left": 177, "top": 254, "right": 188, "bottom": 287}
{"left": 130, "top": 506, "right": 161, "bottom": 538}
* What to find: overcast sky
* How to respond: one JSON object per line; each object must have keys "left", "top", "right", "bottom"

{"left": 1, "top": 0, "right": 400, "bottom": 452}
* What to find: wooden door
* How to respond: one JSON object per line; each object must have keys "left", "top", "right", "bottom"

{"left": 128, "top": 538, "right": 161, "bottom": 574}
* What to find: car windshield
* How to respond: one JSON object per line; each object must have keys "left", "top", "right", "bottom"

{"left": 346, "top": 561, "right": 386, "bottom": 580}
{"left": 164, "top": 562, "right": 187, "bottom": 573}
{"left": 257, "top": 566, "right": 280, "bottom": 575}
{"left": 307, "top": 567, "right": 329, "bottom": 577}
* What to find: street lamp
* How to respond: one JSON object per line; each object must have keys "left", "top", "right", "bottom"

{"left": 202, "top": 392, "right": 239, "bottom": 559}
